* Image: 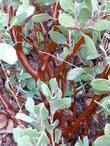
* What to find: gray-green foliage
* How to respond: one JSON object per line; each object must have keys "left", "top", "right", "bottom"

{"left": 1, "top": 0, "right": 110, "bottom": 146}
{"left": 14, "top": 78, "right": 71, "bottom": 146}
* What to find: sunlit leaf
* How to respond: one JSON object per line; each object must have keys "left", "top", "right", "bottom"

{"left": 25, "top": 98, "right": 35, "bottom": 113}
{"left": 58, "top": 13, "right": 75, "bottom": 27}
{"left": 16, "top": 113, "right": 34, "bottom": 123}
{"left": 0, "top": 43, "right": 18, "bottom": 64}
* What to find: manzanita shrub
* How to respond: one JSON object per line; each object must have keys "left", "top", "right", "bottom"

{"left": 13, "top": 78, "right": 71, "bottom": 146}
{"left": 0, "top": 0, "right": 110, "bottom": 145}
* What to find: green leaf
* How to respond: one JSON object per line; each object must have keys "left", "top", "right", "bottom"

{"left": 93, "top": 136, "right": 110, "bottom": 146}
{"left": 13, "top": 126, "right": 23, "bottom": 142}
{"left": 84, "top": 35, "right": 99, "bottom": 60}
{"left": 39, "top": 103, "right": 48, "bottom": 120}
{"left": 84, "top": 0, "right": 92, "bottom": 12}
{"left": 49, "top": 31, "right": 67, "bottom": 44}
{"left": 16, "top": 113, "right": 34, "bottom": 123}
{"left": 83, "top": 136, "right": 89, "bottom": 146}
{"left": 91, "top": 0, "right": 98, "bottom": 12}
{"left": 10, "top": 12, "right": 27, "bottom": 26}
{"left": 53, "top": 88, "right": 62, "bottom": 99}
{"left": 104, "top": 123, "right": 110, "bottom": 137}
{"left": 46, "top": 120, "right": 59, "bottom": 134}
{"left": 0, "top": 43, "right": 18, "bottom": 64}
{"left": 37, "top": 132, "right": 50, "bottom": 146}
{"left": 67, "top": 68, "right": 84, "bottom": 81}
{"left": 91, "top": 79, "right": 110, "bottom": 92}
{"left": 78, "top": 7, "right": 91, "bottom": 22}
{"left": 49, "top": 78, "right": 59, "bottom": 94}
{"left": 59, "top": 0, "right": 73, "bottom": 11}
{"left": 58, "top": 13, "right": 75, "bottom": 27}
{"left": 92, "top": 20, "right": 110, "bottom": 31}
{"left": 100, "top": 96, "right": 110, "bottom": 108}
{"left": 25, "top": 98, "right": 35, "bottom": 113}
{"left": 51, "top": 98, "right": 71, "bottom": 114}
{"left": 55, "top": 128, "right": 62, "bottom": 144}
{"left": 17, "top": 135, "right": 32, "bottom": 146}
{"left": 105, "top": 2, "right": 110, "bottom": 12}
{"left": 0, "top": 13, "right": 9, "bottom": 28}
{"left": 32, "top": 13, "right": 52, "bottom": 23}
{"left": 41, "top": 82, "right": 51, "bottom": 98}
{"left": 95, "top": 100, "right": 110, "bottom": 117}
{"left": 13, "top": 126, "right": 38, "bottom": 145}
{"left": 16, "top": 4, "right": 35, "bottom": 18}
{"left": 75, "top": 136, "right": 89, "bottom": 146}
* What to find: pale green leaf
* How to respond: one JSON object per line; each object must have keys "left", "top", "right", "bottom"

{"left": 55, "top": 128, "right": 62, "bottom": 144}
{"left": 32, "top": 13, "right": 52, "bottom": 23}
{"left": 93, "top": 136, "right": 110, "bottom": 146}
{"left": 17, "top": 135, "right": 32, "bottom": 146}
{"left": 104, "top": 123, "right": 110, "bottom": 137}
{"left": 78, "top": 7, "right": 91, "bottom": 22}
{"left": 67, "top": 68, "right": 84, "bottom": 81}
{"left": 16, "top": 113, "right": 34, "bottom": 123}
{"left": 0, "top": 43, "right": 18, "bottom": 64}
{"left": 91, "top": 79, "right": 110, "bottom": 92}
{"left": 84, "top": 0, "right": 92, "bottom": 12}
{"left": 41, "top": 82, "right": 51, "bottom": 98}
{"left": 49, "top": 31, "right": 67, "bottom": 44}
{"left": 91, "top": 0, "right": 98, "bottom": 12}
{"left": 84, "top": 35, "right": 99, "bottom": 60}
{"left": 59, "top": 0, "right": 73, "bottom": 11}
{"left": 37, "top": 132, "right": 50, "bottom": 146}
{"left": 49, "top": 78, "right": 59, "bottom": 94}
{"left": 95, "top": 100, "right": 110, "bottom": 117}
{"left": 51, "top": 98, "right": 71, "bottom": 114}
{"left": 16, "top": 4, "right": 35, "bottom": 18}
{"left": 58, "top": 13, "right": 75, "bottom": 27}
{"left": 25, "top": 98, "right": 35, "bottom": 113}
{"left": 10, "top": 12, "right": 27, "bottom": 26}
{"left": 92, "top": 20, "right": 110, "bottom": 31}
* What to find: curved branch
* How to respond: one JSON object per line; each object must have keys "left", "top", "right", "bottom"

{"left": 13, "top": 26, "right": 39, "bottom": 81}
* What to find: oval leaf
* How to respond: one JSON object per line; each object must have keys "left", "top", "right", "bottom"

{"left": 93, "top": 136, "right": 110, "bottom": 146}
{"left": 25, "top": 98, "right": 35, "bottom": 113}
{"left": 49, "top": 30, "right": 67, "bottom": 44}
{"left": 59, "top": 0, "right": 73, "bottom": 11}
{"left": 84, "top": 35, "right": 99, "bottom": 60}
{"left": 0, "top": 43, "right": 18, "bottom": 64}
{"left": 92, "top": 20, "right": 110, "bottom": 31}
{"left": 32, "top": 13, "right": 52, "bottom": 23}
{"left": 91, "top": 79, "right": 110, "bottom": 92}
{"left": 78, "top": 7, "right": 91, "bottom": 22}
{"left": 10, "top": 12, "right": 27, "bottom": 26}
{"left": 84, "top": 0, "right": 92, "bottom": 12}
{"left": 104, "top": 123, "right": 110, "bottom": 137}
{"left": 16, "top": 5, "right": 35, "bottom": 18}
{"left": 16, "top": 113, "right": 34, "bottom": 123}
{"left": 67, "top": 67, "right": 84, "bottom": 81}
{"left": 51, "top": 98, "right": 71, "bottom": 114}
{"left": 58, "top": 13, "right": 75, "bottom": 27}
